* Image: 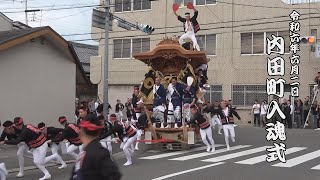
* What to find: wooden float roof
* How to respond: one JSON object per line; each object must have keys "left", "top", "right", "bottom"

{"left": 133, "top": 38, "right": 208, "bottom": 65}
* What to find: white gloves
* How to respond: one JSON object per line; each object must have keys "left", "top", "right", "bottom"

{"left": 111, "top": 138, "right": 119, "bottom": 143}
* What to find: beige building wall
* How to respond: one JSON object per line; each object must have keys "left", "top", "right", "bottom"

{"left": 0, "top": 38, "right": 76, "bottom": 127}
{"left": 92, "top": 0, "right": 320, "bottom": 118}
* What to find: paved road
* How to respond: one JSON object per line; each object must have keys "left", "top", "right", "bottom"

{"left": 3, "top": 126, "right": 320, "bottom": 180}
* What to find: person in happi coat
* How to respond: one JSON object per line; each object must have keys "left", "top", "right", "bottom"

{"left": 173, "top": 2, "right": 200, "bottom": 51}
{"left": 187, "top": 105, "right": 215, "bottom": 152}
{"left": 51, "top": 116, "right": 83, "bottom": 160}
{"left": 209, "top": 101, "right": 223, "bottom": 134}
{"left": 96, "top": 104, "right": 114, "bottom": 156}
{"left": 101, "top": 114, "right": 137, "bottom": 166}
{"left": 182, "top": 77, "right": 196, "bottom": 123}
{"left": 0, "top": 120, "right": 27, "bottom": 178}
{"left": 132, "top": 86, "right": 142, "bottom": 120}
{"left": 167, "top": 77, "right": 185, "bottom": 128}
{"left": 37, "top": 122, "right": 67, "bottom": 169}
{"left": 152, "top": 77, "right": 167, "bottom": 128}
{"left": 115, "top": 100, "right": 125, "bottom": 121}
{"left": 70, "top": 115, "right": 121, "bottom": 180}
{"left": 219, "top": 100, "right": 241, "bottom": 151}
{"left": 1, "top": 118, "right": 64, "bottom": 180}
{"left": 134, "top": 109, "right": 156, "bottom": 150}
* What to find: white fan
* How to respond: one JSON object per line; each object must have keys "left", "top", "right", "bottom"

{"left": 156, "top": 105, "right": 165, "bottom": 113}
{"left": 137, "top": 99, "right": 143, "bottom": 105}
{"left": 187, "top": 76, "right": 194, "bottom": 86}
{"left": 167, "top": 83, "right": 174, "bottom": 95}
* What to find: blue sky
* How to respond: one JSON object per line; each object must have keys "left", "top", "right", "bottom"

{"left": 0, "top": 0, "right": 99, "bottom": 45}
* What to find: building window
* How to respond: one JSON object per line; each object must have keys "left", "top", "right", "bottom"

{"left": 196, "top": 0, "right": 216, "bottom": 5}
{"left": 115, "top": 0, "right": 151, "bottom": 12}
{"left": 115, "top": 0, "right": 122, "bottom": 12}
{"left": 132, "top": 38, "right": 150, "bottom": 54}
{"left": 241, "top": 31, "right": 290, "bottom": 55}
{"left": 196, "top": 34, "right": 216, "bottom": 55}
{"left": 241, "top": 32, "right": 264, "bottom": 55}
{"left": 266, "top": 31, "right": 290, "bottom": 53}
{"left": 311, "top": 29, "right": 317, "bottom": 37}
{"left": 133, "top": 0, "right": 151, "bottom": 10}
{"left": 232, "top": 85, "right": 268, "bottom": 106}
{"left": 115, "top": 0, "right": 131, "bottom": 12}
{"left": 174, "top": 0, "right": 216, "bottom": 6}
{"left": 253, "top": 32, "right": 264, "bottom": 54}
{"left": 204, "top": 85, "right": 222, "bottom": 103}
{"left": 114, "top": 38, "right": 150, "bottom": 59}
{"left": 241, "top": 33, "right": 252, "bottom": 54}
{"left": 113, "top": 39, "right": 131, "bottom": 58}
{"left": 281, "top": 0, "right": 320, "bottom": 4}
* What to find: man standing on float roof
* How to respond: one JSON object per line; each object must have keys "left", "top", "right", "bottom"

{"left": 173, "top": 3, "right": 200, "bottom": 51}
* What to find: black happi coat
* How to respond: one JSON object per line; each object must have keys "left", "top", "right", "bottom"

{"left": 5, "top": 125, "right": 46, "bottom": 149}
{"left": 0, "top": 126, "right": 20, "bottom": 141}
{"left": 70, "top": 139, "right": 121, "bottom": 180}
{"left": 187, "top": 112, "right": 210, "bottom": 130}
{"left": 177, "top": 11, "right": 200, "bottom": 33}
{"left": 52, "top": 123, "right": 82, "bottom": 146}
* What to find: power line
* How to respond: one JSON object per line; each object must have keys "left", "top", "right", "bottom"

{"left": 5, "top": 1, "right": 320, "bottom": 35}
{"left": 1, "top": 4, "right": 103, "bottom": 13}
{"left": 0, "top": 2, "right": 99, "bottom": 10}
{"left": 215, "top": 0, "right": 320, "bottom": 9}
{"left": 2, "top": 0, "right": 320, "bottom": 13}
{"left": 59, "top": 12, "right": 320, "bottom": 37}
{"left": 14, "top": 5, "right": 320, "bottom": 35}
{"left": 37, "top": 9, "right": 91, "bottom": 21}
{"left": 69, "top": 14, "right": 320, "bottom": 42}
{"left": 3, "top": 1, "right": 320, "bottom": 43}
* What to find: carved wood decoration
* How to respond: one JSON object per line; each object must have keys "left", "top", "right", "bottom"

{"left": 133, "top": 37, "right": 208, "bottom": 69}
{"left": 160, "top": 52, "right": 177, "bottom": 59}
{"left": 157, "top": 37, "right": 180, "bottom": 46}
{"left": 151, "top": 57, "right": 186, "bottom": 77}
{"left": 133, "top": 37, "right": 209, "bottom": 103}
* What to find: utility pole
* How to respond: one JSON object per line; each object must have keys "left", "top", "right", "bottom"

{"left": 25, "top": 0, "right": 28, "bottom": 25}
{"left": 92, "top": 0, "right": 155, "bottom": 119}
{"left": 102, "top": 0, "right": 110, "bottom": 120}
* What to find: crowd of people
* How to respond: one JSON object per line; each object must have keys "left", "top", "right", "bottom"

{"left": 249, "top": 97, "right": 320, "bottom": 129}
{"left": 0, "top": 76, "right": 243, "bottom": 180}
{"left": 0, "top": 107, "right": 124, "bottom": 180}
{"left": 1, "top": 73, "right": 319, "bottom": 180}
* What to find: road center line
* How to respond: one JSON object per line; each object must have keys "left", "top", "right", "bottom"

{"left": 151, "top": 162, "right": 225, "bottom": 180}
